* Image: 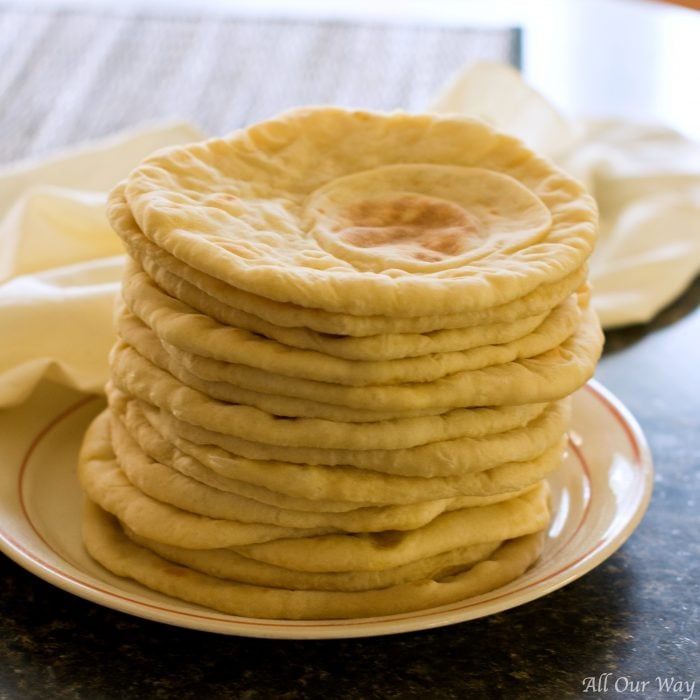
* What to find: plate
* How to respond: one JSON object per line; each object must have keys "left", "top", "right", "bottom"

{"left": 0, "top": 379, "right": 653, "bottom": 639}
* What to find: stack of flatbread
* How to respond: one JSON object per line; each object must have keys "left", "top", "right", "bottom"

{"left": 77, "top": 107, "right": 603, "bottom": 620}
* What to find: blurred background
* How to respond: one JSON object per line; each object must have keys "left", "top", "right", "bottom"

{"left": 1, "top": 0, "right": 699, "bottom": 165}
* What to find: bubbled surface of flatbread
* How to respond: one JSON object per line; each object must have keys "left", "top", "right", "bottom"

{"left": 117, "top": 107, "right": 597, "bottom": 316}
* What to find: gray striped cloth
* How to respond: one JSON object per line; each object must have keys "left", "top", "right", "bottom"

{"left": 0, "top": 7, "right": 519, "bottom": 164}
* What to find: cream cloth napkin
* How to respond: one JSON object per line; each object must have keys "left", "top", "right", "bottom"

{"left": 0, "top": 123, "right": 204, "bottom": 407}
{"left": 2, "top": 63, "right": 699, "bottom": 408}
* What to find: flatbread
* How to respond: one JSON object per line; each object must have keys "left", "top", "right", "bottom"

{"left": 110, "top": 307, "right": 602, "bottom": 416}
{"left": 106, "top": 364, "right": 570, "bottom": 475}
{"left": 78, "top": 411, "right": 332, "bottom": 548}
{"left": 126, "top": 528, "right": 504, "bottom": 592}
{"left": 116, "top": 107, "right": 597, "bottom": 317}
{"left": 110, "top": 312, "right": 463, "bottom": 422}
{"left": 113, "top": 194, "right": 588, "bottom": 335}
{"left": 119, "top": 264, "right": 583, "bottom": 385}
{"left": 227, "top": 481, "right": 549, "bottom": 572}
{"left": 110, "top": 410, "right": 541, "bottom": 533}
{"left": 113, "top": 316, "right": 553, "bottom": 444}
{"left": 119, "top": 396, "right": 567, "bottom": 506}
{"left": 139, "top": 253, "right": 552, "bottom": 360}
{"left": 83, "top": 500, "right": 547, "bottom": 619}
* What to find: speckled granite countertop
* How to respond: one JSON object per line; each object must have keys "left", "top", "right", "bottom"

{"left": 1, "top": 7, "right": 698, "bottom": 699}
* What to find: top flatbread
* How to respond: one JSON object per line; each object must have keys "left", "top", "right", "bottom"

{"left": 111, "top": 190, "right": 589, "bottom": 336}
{"left": 117, "top": 107, "right": 597, "bottom": 317}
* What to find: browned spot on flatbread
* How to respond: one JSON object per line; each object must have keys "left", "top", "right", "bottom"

{"left": 337, "top": 195, "right": 482, "bottom": 262}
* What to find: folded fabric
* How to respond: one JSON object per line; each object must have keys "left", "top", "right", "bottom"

{"left": 0, "top": 123, "right": 204, "bottom": 407}
{"left": 430, "top": 62, "right": 700, "bottom": 329}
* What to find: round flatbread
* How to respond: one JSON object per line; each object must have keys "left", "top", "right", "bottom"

{"left": 110, "top": 306, "right": 602, "bottom": 417}
{"left": 119, "top": 264, "right": 583, "bottom": 386}
{"left": 126, "top": 528, "right": 504, "bottom": 593}
{"left": 113, "top": 190, "right": 589, "bottom": 336}
{"left": 112, "top": 315, "right": 554, "bottom": 445}
{"left": 139, "top": 253, "right": 552, "bottom": 360}
{"left": 83, "top": 499, "right": 547, "bottom": 619}
{"left": 111, "top": 410, "right": 543, "bottom": 533}
{"left": 116, "top": 107, "right": 597, "bottom": 318}
{"left": 106, "top": 363, "right": 570, "bottom": 475}
{"left": 229, "top": 481, "right": 550, "bottom": 572}
{"left": 118, "top": 395, "right": 566, "bottom": 507}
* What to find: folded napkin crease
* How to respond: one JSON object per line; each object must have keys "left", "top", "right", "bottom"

{"left": 0, "top": 123, "right": 203, "bottom": 407}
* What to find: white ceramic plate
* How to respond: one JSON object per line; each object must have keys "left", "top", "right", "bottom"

{"left": 0, "top": 379, "right": 653, "bottom": 639}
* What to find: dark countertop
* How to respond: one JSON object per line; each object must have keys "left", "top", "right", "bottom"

{"left": 1, "top": 7, "right": 698, "bottom": 699}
